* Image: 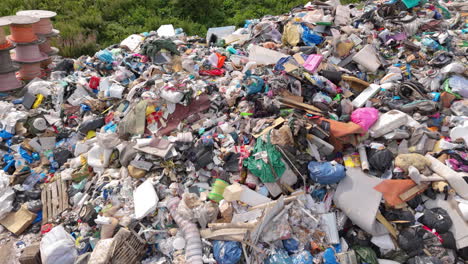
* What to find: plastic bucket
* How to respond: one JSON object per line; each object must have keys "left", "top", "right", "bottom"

{"left": 208, "top": 179, "right": 229, "bottom": 202}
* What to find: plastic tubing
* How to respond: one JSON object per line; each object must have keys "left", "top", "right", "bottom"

{"left": 167, "top": 197, "right": 203, "bottom": 264}
{"left": 9, "top": 24, "right": 37, "bottom": 43}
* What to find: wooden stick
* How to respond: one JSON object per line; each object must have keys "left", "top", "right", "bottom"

{"left": 376, "top": 211, "right": 397, "bottom": 239}
{"left": 208, "top": 222, "right": 257, "bottom": 230}
{"left": 248, "top": 192, "right": 304, "bottom": 211}
{"left": 399, "top": 183, "right": 429, "bottom": 201}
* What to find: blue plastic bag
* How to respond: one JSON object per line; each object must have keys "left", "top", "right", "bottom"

{"left": 323, "top": 248, "right": 339, "bottom": 264}
{"left": 244, "top": 75, "right": 265, "bottom": 95}
{"left": 301, "top": 24, "right": 323, "bottom": 46}
{"left": 213, "top": 240, "right": 242, "bottom": 264}
{"left": 292, "top": 251, "right": 314, "bottom": 264}
{"left": 308, "top": 161, "right": 345, "bottom": 184}
{"left": 283, "top": 238, "right": 299, "bottom": 254}
{"left": 95, "top": 50, "right": 114, "bottom": 63}
{"left": 264, "top": 249, "right": 292, "bottom": 264}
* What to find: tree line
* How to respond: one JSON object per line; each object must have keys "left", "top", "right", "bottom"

{"left": 0, "top": 0, "right": 357, "bottom": 57}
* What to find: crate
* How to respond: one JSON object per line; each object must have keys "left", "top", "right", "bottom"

{"left": 109, "top": 228, "right": 146, "bottom": 264}
{"left": 19, "top": 244, "right": 41, "bottom": 264}
{"left": 41, "top": 180, "right": 70, "bottom": 224}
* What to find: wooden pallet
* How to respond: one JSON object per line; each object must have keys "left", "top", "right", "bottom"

{"left": 41, "top": 180, "right": 69, "bottom": 224}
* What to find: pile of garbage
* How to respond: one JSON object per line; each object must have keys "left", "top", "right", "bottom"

{"left": 0, "top": 0, "right": 467, "bottom": 263}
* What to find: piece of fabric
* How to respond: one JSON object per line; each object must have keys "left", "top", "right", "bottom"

{"left": 374, "top": 179, "right": 418, "bottom": 207}
{"left": 243, "top": 134, "right": 285, "bottom": 183}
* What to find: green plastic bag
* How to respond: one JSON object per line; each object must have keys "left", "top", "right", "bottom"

{"left": 352, "top": 246, "right": 379, "bottom": 264}
{"left": 243, "top": 134, "right": 285, "bottom": 183}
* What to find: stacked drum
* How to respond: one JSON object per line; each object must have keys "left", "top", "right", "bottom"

{"left": 8, "top": 15, "right": 49, "bottom": 81}
{"left": 16, "top": 10, "right": 60, "bottom": 68}
{"left": 0, "top": 17, "right": 22, "bottom": 92}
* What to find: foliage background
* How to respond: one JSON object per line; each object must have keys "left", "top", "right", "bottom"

{"left": 0, "top": 0, "right": 358, "bottom": 57}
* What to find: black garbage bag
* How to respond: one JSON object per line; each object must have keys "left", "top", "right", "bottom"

{"left": 368, "top": 148, "right": 393, "bottom": 173}
{"left": 440, "top": 232, "right": 457, "bottom": 250}
{"left": 418, "top": 208, "right": 453, "bottom": 233}
{"left": 398, "top": 228, "right": 423, "bottom": 256}
{"left": 383, "top": 209, "right": 415, "bottom": 227}
{"left": 345, "top": 227, "right": 372, "bottom": 247}
{"left": 458, "top": 247, "right": 468, "bottom": 261}
{"left": 407, "top": 194, "right": 423, "bottom": 209}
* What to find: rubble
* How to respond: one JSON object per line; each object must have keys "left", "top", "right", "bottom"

{"left": 0, "top": 0, "right": 467, "bottom": 263}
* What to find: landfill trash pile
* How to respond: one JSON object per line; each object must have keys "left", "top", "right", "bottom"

{"left": 0, "top": 0, "right": 467, "bottom": 263}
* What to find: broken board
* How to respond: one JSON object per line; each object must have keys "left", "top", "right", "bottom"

{"left": 41, "top": 180, "right": 70, "bottom": 224}
{"left": 0, "top": 205, "right": 36, "bottom": 235}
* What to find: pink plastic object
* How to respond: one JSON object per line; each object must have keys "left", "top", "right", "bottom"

{"left": 351, "top": 107, "right": 380, "bottom": 131}
{"left": 303, "top": 54, "right": 323, "bottom": 73}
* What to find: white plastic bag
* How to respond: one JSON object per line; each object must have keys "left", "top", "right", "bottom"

{"left": 40, "top": 225, "right": 77, "bottom": 264}
{"left": 0, "top": 171, "right": 14, "bottom": 220}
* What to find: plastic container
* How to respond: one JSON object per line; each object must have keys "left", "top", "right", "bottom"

{"left": 321, "top": 212, "right": 340, "bottom": 244}
{"left": 208, "top": 179, "right": 229, "bottom": 202}
{"left": 402, "top": 0, "right": 420, "bottom": 8}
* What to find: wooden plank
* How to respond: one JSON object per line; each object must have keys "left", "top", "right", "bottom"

{"left": 253, "top": 117, "right": 285, "bottom": 138}
{"left": 248, "top": 191, "right": 304, "bottom": 211}
{"left": 376, "top": 211, "right": 397, "bottom": 239}
{"left": 399, "top": 183, "right": 429, "bottom": 202}
{"left": 57, "top": 181, "right": 63, "bottom": 214}
{"left": 61, "top": 180, "right": 69, "bottom": 210}
{"left": 51, "top": 181, "right": 58, "bottom": 218}
{"left": 208, "top": 222, "right": 257, "bottom": 230}
{"left": 279, "top": 97, "right": 323, "bottom": 113}
{"left": 200, "top": 228, "right": 248, "bottom": 239}
{"left": 41, "top": 188, "right": 47, "bottom": 224}
{"left": 46, "top": 185, "right": 52, "bottom": 223}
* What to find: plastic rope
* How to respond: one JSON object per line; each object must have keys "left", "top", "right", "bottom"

{"left": 9, "top": 24, "right": 38, "bottom": 43}
{"left": 33, "top": 18, "right": 53, "bottom": 35}
{"left": 18, "top": 63, "right": 43, "bottom": 80}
